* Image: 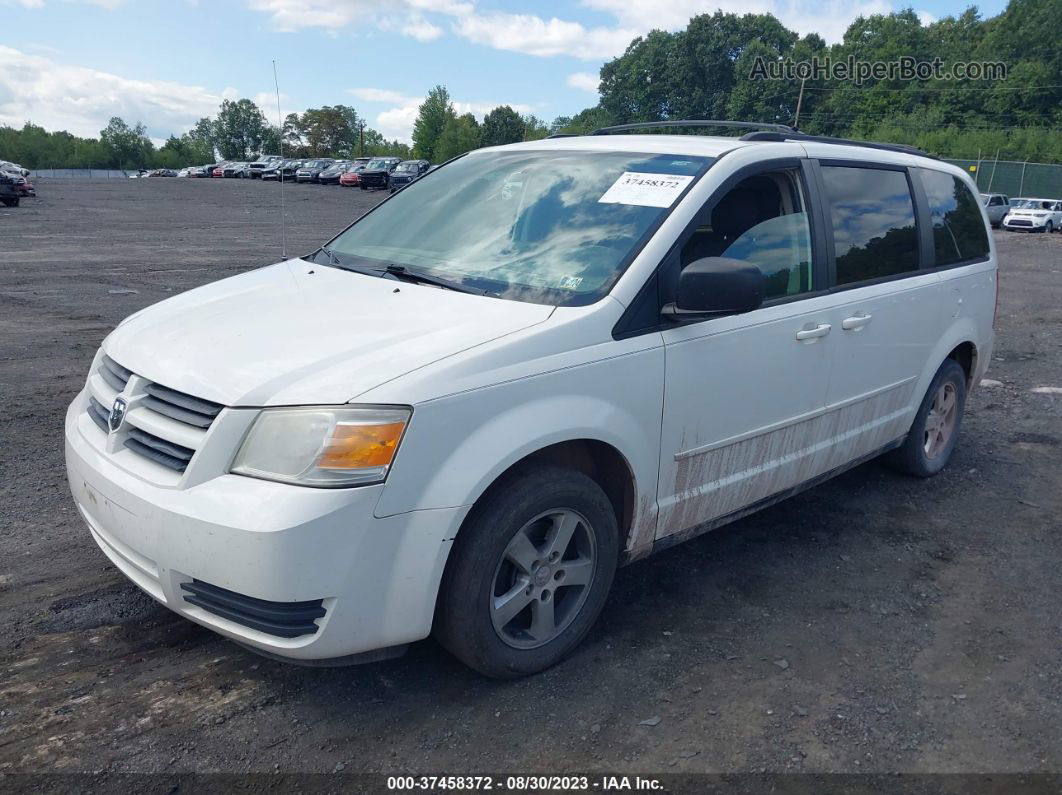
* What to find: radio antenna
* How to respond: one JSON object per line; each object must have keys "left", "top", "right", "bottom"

{"left": 273, "top": 58, "right": 287, "bottom": 260}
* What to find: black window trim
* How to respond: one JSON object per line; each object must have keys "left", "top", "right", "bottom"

{"left": 613, "top": 156, "right": 829, "bottom": 340}
{"left": 910, "top": 166, "right": 993, "bottom": 273}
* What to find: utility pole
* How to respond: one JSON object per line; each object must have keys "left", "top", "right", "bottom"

{"left": 359, "top": 121, "right": 365, "bottom": 156}
{"left": 793, "top": 76, "right": 807, "bottom": 130}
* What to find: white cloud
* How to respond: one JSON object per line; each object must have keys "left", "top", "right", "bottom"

{"left": 452, "top": 12, "right": 638, "bottom": 60}
{"left": 349, "top": 88, "right": 419, "bottom": 105}
{"left": 0, "top": 45, "right": 223, "bottom": 138}
{"left": 567, "top": 72, "right": 599, "bottom": 94}
{"left": 916, "top": 9, "right": 937, "bottom": 26}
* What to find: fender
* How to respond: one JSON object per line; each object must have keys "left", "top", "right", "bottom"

{"left": 373, "top": 346, "right": 666, "bottom": 555}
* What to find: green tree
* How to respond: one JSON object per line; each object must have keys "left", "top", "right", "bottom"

{"left": 522, "top": 114, "right": 549, "bottom": 141}
{"left": 99, "top": 116, "right": 153, "bottom": 169}
{"left": 412, "top": 85, "right": 455, "bottom": 161}
{"left": 213, "top": 99, "right": 268, "bottom": 160}
{"left": 481, "top": 106, "right": 525, "bottom": 147}
{"left": 434, "top": 113, "right": 481, "bottom": 161}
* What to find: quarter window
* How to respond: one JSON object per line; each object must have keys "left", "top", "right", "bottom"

{"left": 920, "top": 169, "right": 990, "bottom": 266}
{"left": 821, "top": 166, "right": 919, "bottom": 285}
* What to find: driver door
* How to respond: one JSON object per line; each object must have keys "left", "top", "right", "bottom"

{"left": 656, "top": 161, "right": 835, "bottom": 543}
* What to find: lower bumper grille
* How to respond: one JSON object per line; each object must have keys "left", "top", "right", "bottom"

{"left": 1008, "top": 219, "right": 1033, "bottom": 227}
{"left": 181, "top": 580, "right": 326, "bottom": 638}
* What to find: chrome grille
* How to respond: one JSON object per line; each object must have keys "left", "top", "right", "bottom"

{"left": 84, "top": 351, "right": 226, "bottom": 477}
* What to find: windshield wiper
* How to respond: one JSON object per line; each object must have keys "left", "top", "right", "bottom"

{"left": 308, "top": 246, "right": 341, "bottom": 266}
{"left": 384, "top": 264, "right": 494, "bottom": 296}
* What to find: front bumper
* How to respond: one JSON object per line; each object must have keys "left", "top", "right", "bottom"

{"left": 1003, "top": 216, "right": 1048, "bottom": 230}
{"left": 64, "top": 390, "right": 464, "bottom": 661}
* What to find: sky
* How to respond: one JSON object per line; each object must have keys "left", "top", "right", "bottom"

{"left": 1, "top": 0, "right": 1008, "bottom": 146}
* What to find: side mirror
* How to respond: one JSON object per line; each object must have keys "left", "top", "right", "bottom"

{"left": 664, "top": 256, "right": 764, "bottom": 318}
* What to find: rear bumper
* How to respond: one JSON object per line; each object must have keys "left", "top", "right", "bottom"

{"left": 64, "top": 390, "right": 465, "bottom": 660}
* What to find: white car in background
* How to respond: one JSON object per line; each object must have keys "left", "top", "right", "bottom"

{"left": 1002, "top": 198, "right": 1062, "bottom": 232}
{"left": 980, "top": 193, "right": 1009, "bottom": 227}
{"left": 65, "top": 126, "right": 997, "bottom": 678}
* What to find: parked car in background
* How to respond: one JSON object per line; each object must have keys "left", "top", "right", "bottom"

{"left": 317, "top": 161, "right": 353, "bottom": 185}
{"left": 0, "top": 161, "right": 29, "bottom": 177}
{"left": 357, "top": 156, "right": 402, "bottom": 190}
{"left": 189, "top": 164, "right": 215, "bottom": 178}
{"left": 338, "top": 165, "right": 362, "bottom": 187}
{"left": 211, "top": 163, "right": 228, "bottom": 177}
{"left": 15, "top": 176, "right": 35, "bottom": 196}
{"left": 980, "top": 193, "right": 1009, "bottom": 227}
{"left": 295, "top": 159, "right": 335, "bottom": 183}
{"left": 223, "top": 162, "right": 251, "bottom": 178}
{"left": 249, "top": 155, "right": 283, "bottom": 179}
{"left": 0, "top": 171, "right": 19, "bottom": 206}
{"left": 176, "top": 168, "right": 191, "bottom": 178}
{"left": 1002, "top": 198, "right": 1062, "bottom": 232}
{"left": 387, "top": 159, "right": 432, "bottom": 192}
{"left": 264, "top": 159, "right": 304, "bottom": 182}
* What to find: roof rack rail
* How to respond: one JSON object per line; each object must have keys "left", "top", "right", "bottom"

{"left": 546, "top": 133, "right": 578, "bottom": 138}
{"left": 739, "top": 130, "right": 932, "bottom": 158}
{"left": 591, "top": 120, "right": 795, "bottom": 136}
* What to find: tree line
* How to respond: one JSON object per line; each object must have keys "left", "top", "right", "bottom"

{"left": 553, "top": 0, "right": 1062, "bottom": 163}
{"left": 409, "top": 85, "right": 549, "bottom": 162}
{"left": 0, "top": 98, "right": 410, "bottom": 170}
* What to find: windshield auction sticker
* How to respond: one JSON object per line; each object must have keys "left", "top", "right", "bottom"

{"left": 598, "top": 172, "right": 695, "bottom": 208}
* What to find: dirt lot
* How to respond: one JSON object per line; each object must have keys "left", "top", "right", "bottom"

{"left": 1, "top": 179, "right": 1060, "bottom": 780}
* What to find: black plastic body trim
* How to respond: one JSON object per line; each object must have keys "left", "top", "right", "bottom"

{"left": 181, "top": 580, "right": 326, "bottom": 639}
{"left": 593, "top": 120, "right": 794, "bottom": 136}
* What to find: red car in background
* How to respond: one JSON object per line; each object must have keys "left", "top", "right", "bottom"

{"left": 16, "top": 176, "right": 35, "bottom": 197}
{"left": 338, "top": 169, "right": 360, "bottom": 187}
{"left": 212, "top": 163, "right": 227, "bottom": 177}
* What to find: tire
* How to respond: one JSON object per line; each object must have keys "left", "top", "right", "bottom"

{"left": 2, "top": 197, "right": 18, "bottom": 207}
{"left": 359, "top": 185, "right": 366, "bottom": 190}
{"left": 435, "top": 464, "right": 619, "bottom": 679}
{"left": 1046, "top": 221, "right": 1054, "bottom": 234}
{"left": 885, "top": 359, "right": 967, "bottom": 477}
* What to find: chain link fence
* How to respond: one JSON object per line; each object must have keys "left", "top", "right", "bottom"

{"left": 943, "top": 158, "right": 1062, "bottom": 199}
{"left": 28, "top": 169, "right": 135, "bottom": 179}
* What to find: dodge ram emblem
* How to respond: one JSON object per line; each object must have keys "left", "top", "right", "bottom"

{"left": 108, "top": 397, "right": 127, "bottom": 432}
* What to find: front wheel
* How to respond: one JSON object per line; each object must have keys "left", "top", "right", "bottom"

{"left": 435, "top": 465, "right": 619, "bottom": 679}
{"left": 2, "top": 197, "right": 18, "bottom": 207}
{"left": 1046, "top": 221, "right": 1054, "bottom": 234}
{"left": 886, "top": 359, "right": 967, "bottom": 477}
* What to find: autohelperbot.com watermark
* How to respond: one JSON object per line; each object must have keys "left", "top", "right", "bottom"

{"left": 750, "top": 55, "right": 1007, "bottom": 85}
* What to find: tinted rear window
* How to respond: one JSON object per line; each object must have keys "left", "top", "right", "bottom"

{"left": 821, "top": 166, "right": 919, "bottom": 285}
{"left": 919, "top": 168, "right": 990, "bottom": 266}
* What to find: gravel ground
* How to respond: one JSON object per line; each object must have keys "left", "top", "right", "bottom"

{"left": 0, "top": 179, "right": 1060, "bottom": 780}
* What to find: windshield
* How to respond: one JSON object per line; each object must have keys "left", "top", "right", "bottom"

{"left": 1014, "top": 199, "right": 1049, "bottom": 209}
{"left": 366, "top": 159, "right": 393, "bottom": 169}
{"left": 327, "top": 149, "right": 711, "bottom": 306}
{"left": 395, "top": 162, "right": 417, "bottom": 172}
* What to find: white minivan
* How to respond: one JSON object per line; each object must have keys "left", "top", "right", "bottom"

{"left": 65, "top": 123, "right": 996, "bottom": 678}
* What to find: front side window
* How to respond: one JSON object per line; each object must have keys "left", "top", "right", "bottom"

{"left": 919, "top": 168, "right": 990, "bottom": 266}
{"left": 327, "top": 150, "right": 711, "bottom": 306}
{"left": 821, "top": 166, "right": 919, "bottom": 285}
{"left": 681, "top": 169, "right": 812, "bottom": 300}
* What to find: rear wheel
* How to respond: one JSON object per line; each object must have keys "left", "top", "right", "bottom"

{"left": 435, "top": 465, "right": 619, "bottom": 679}
{"left": 886, "top": 359, "right": 967, "bottom": 477}
{"left": 2, "top": 197, "right": 18, "bottom": 207}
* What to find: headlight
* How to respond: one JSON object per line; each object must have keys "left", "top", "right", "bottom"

{"left": 231, "top": 406, "right": 410, "bottom": 487}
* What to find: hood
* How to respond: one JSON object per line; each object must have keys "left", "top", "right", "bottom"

{"left": 105, "top": 259, "right": 554, "bottom": 407}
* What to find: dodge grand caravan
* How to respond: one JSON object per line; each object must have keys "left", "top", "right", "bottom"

{"left": 65, "top": 122, "right": 996, "bottom": 678}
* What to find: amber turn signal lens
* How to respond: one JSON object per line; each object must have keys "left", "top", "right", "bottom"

{"left": 317, "top": 421, "right": 407, "bottom": 469}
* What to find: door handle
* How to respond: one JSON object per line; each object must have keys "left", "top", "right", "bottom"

{"left": 841, "top": 313, "right": 873, "bottom": 331}
{"left": 795, "top": 323, "right": 831, "bottom": 342}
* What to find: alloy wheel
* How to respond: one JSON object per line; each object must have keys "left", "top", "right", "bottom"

{"left": 924, "top": 381, "right": 959, "bottom": 459}
{"left": 490, "top": 509, "right": 597, "bottom": 649}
